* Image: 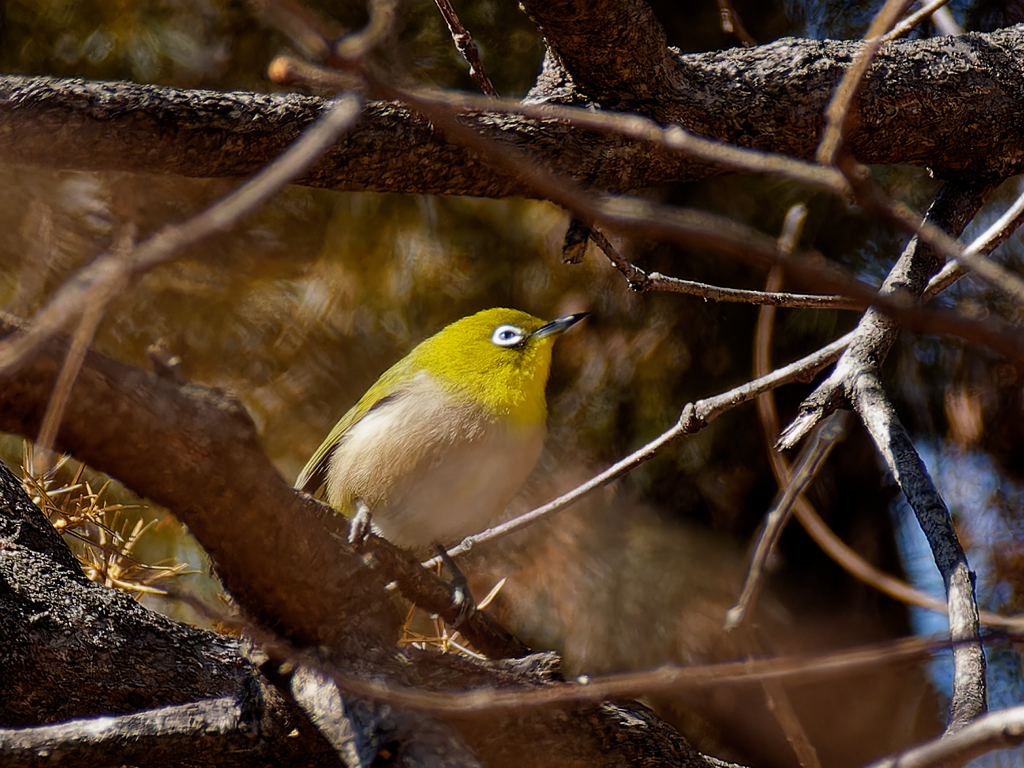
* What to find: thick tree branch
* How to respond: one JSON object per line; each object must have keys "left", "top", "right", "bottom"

{"left": 0, "top": 461, "right": 337, "bottom": 766}
{"left": 2, "top": 696, "right": 274, "bottom": 768}
{"left": 0, "top": 321, "right": 718, "bottom": 767}
{"left": 0, "top": 316, "right": 400, "bottom": 649}
{"left": 3, "top": 26, "right": 1024, "bottom": 194}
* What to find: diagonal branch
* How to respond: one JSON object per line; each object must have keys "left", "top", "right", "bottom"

{"left": 440, "top": 331, "right": 854, "bottom": 560}
{"left": 852, "top": 371, "right": 986, "bottom": 731}
{"left": 775, "top": 181, "right": 992, "bottom": 731}
{"left": 864, "top": 704, "right": 1024, "bottom": 768}
{"left": 387, "top": 80, "right": 1024, "bottom": 362}
{"left": 0, "top": 315, "right": 398, "bottom": 649}
{"left": 778, "top": 179, "right": 996, "bottom": 449}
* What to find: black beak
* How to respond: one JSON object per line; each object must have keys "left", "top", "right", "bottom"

{"left": 531, "top": 312, "right": 589, "bottom": 340}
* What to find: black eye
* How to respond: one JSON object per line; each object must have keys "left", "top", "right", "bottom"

{"left": 491, "top": 324, "right": 525, "bottom": 347}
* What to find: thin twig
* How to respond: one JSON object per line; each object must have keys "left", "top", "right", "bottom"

{"left": 727, "top": 204, "right": 843, "bottom": 631}
{"left": 751, "top": 263, "right": 1024, "bottom": 631}
{"left": 430, "top": 89, "right": 851, "bottom": 197}
{"left": 381, "top": 81, "right": 1024, "bottom": 362}
{"left": 793, "top": 502, "right": 1024, "bottom": 630}
{"left": 298, "top": 80, "right": 1024, "bottom": 311}
{"left": 277, "top": 61, "right": 1024, "bottom": 312}
{"left": 646, "top": 272, "right": 861, "bottom": 308}
{"left": 840, "top": 160, "right": 1024, "bottom": 306}
{"left": 778, "top": 180, "right": 995, "bottom": 451}
{"left": 322, "top": 633, "right": 949, "bottom": 715}
{"left": 884, "top": 0, "right": 954, "bottom": 40}
{"left": 334, "top": 0, "right": 401, "bottom": 61}
{"left": 817, "top": 0, "right": 914, "bottom": 165}
{"left": 733, "top": 627, "right": 821, "bottom": 768}
{"left": 32, "top": 298, "right": 108, "bottom": 474}
{"left": 735, "top": 224, "right": 823, "bottom": 768}
{"left": 269, "top": 54, "right": 361, "bottom": 91}
{"left": 248, "top": 0, "right": 333, "bottom": 60}
{"left": 436, "top": 331, "right": 854, "bottom": 561}
{"left": 266, "top": 66, "right": 857, "bottom": 198}
{"left": 589, "top": 227, "right": 860, "bottom": 307}
{"left": 715, "top": 0, "right": 757, "bottom": 46}
{"left": 726, "top": 414, "right": 848, "bottom": 631}
{"left": 925, "top": 180, "right": 1024, "bottom": 301}
{"left": 433, "top": 0, "right": 498, "bottom": 96}
{"left": 930, "top": 6, "right": 962, "bottom": 36}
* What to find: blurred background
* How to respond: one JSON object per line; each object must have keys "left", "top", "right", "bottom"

{"left": 1, "top": 1, "right": 1023, "bottom": 766}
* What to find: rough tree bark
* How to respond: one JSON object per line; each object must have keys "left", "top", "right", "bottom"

{"left": 1, "top": 25, "right": 1023, "bottom": 195}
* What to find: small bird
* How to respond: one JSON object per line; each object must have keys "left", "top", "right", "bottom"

{"left": 295, "top": 308, "right": 587, "bottom": 549}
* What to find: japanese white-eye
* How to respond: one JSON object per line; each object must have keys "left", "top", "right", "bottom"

{"left": 295, "top": 308, "right": 587, "bottom": 549}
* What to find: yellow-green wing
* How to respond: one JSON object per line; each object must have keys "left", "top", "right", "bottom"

{"left": 293, "top": 355, "right": 415, "bottom": 496}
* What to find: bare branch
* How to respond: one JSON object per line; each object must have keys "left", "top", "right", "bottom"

{"left": 885, "top": 0, "right": 954, "bottom": 40}
{"left": 724, "top": 412, "right": 849, "bottom": 631}
{"left": 774, "top": 181, "right": 992, "bottom": 731}
{"left": 325, "top": 634, "right": 944, "bottom": 715}
{"left": 926, "top": 180, "right": 1024, "bottom": 301}
{"left": 793, "top": 495, "right": 1024, "bottom": 631}
{"left": 0, "top": 316, "right": 399, "bottom": 649}
{"left": 5, "top": 27, "right": 1024, "bottom": 189}
{"left": 852, "top": 371, "right": 986, "bottom": 730}
{"left": 433, "top": 0, "right": 498, "bottom": 96}
{"left": 0, "top": 697, "right": 263, "bottom": 768}
{"left": 334, "top": 0, "right": 402, "bottom": 61}
{"left": 391, "top": 83, "right": 1024, "bottom": 362}
{"left": 644, "top": 272, "right": 860, "bottom": 308}
{"left": 730, "top": 629, "right": 821, "bottom": 768}
{"left": 247, "top": 0, "right": 333, "bottom": 61}
{"left": 864, "top": 705, "right": 1024, "bottom": 768}
{"left": 588, "top": 227, "right": 859, "bottom": 307}
{"left": 439, "top": 331, "right": 853, "bottom": 560}
{"left": 778, "top": 179, "right": 995, "bottom": 450}
{"left": 715, "top": 0, "right": 757, "bottom": 46}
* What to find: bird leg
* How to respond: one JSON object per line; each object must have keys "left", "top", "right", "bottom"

{"left": 348, "top": 498, "right": 374, "bottom": 549}
{"left": 433, "top": 543, "right": 475, "bottom": 627}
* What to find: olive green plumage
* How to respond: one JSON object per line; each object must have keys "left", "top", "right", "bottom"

{"left": 295, "top": 308, "right": 586, "bottom": 549}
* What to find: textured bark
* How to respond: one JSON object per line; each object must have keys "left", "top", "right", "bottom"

{"left": 777, "top": 181, "right": 993, "bottom": 733}
{"left": 0, "top": 317, "right": 399, "bottom": 650}
{"left": 0, "top": 461, "right": 339, "bottom": 766}
{"left": 2, "top": 25, "right": 1024, "bottom": 195}
{"left": 0, "top": 321, "right": 717, "bottom": 768}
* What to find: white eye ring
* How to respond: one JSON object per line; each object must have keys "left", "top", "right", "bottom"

{"left": 491, "top": 324, "right": 525, "bottom": 347}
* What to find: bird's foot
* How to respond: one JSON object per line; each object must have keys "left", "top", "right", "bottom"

{"left": 348, "top": 499, "right": 373, "bottom": 549}
{"left": 433, "top": 543, "right": 475, "bottom": 628}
